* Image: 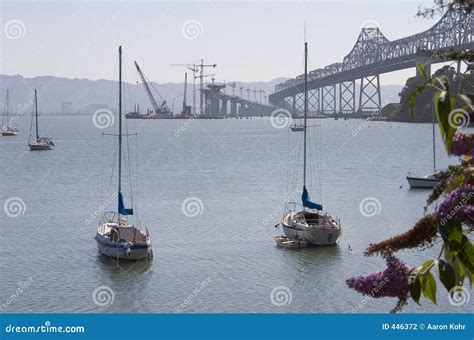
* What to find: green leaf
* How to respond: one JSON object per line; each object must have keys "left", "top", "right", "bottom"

{"left": 421, "top": 271, "right": 437, "bottom": 305}
{"left": 434, "top": 87, "right": 456, "bottom": 152}
{"left": 408, "top": 267, "right": 422, "bottom": 304}
{"left": 457, "top": 236, "right": 474, "bottom": 273}
{"left": 445, "top": 247, "right": 466, "bottom": 286}
{"left": 420, "top": 259, "right": 435, "bottom": 274}
{"left": 437, "top": 259, "right": 456, "bottom": 292}
{"left": 416, "top": 63, "right": 428, "bottom": 80}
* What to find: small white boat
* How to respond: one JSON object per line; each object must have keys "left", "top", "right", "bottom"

{"left": 275, "top": 235, "right": 307, "bottom": 249}
{"left": 290, "top": 123, "right": 305, "bottom": 132}
{"left": 406, "top": 174, "right": 440, "bottom": 189}
{"left": 95, "top": 46, "right": 153, "bottom": 261}
{"left": 2, "top": 90, "right": 18, "bottom": 136}
{"left": 28, "top": 90, "right": 54, "bottom": 151}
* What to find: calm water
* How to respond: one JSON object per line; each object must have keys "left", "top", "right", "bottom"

{"left": 0, "top": 115, "right": 471, "bottom": 313}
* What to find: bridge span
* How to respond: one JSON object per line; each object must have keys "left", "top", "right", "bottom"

{"left": 269, "top": 9, "right": 473, "bottom": 116}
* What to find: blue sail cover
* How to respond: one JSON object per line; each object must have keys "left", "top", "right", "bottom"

{"left": 118, "top": 192, "right": 134, "bottom": 215}
{"left": 302, "top": 186, "right": 323, "bottom": 210}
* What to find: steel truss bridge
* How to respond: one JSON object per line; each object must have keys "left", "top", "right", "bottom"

{"left": 269, "top": 9, "right": 473, "bottom": 116}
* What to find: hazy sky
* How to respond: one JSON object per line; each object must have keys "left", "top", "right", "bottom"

{"left": 1, "top": 0, "right": 442, "bottom": 85}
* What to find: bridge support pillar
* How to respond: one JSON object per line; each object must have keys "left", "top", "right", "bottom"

{"left": 339, "top": 81, "right": 355, "bottom": 115}
{"left": 358, "top": 75, "right": 381, "bottom": 114}
{"left": 321, "top": 85, "right": 336, "bottom": 114}
{"left": 308, "top": 88, "right": 321, "bottom": 114}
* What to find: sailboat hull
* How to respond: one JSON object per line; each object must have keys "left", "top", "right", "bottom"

{"left": 281, "top": 211, "right": 341, "bottom": 246}
{"left": 406, "top": 176, "right": 439, "bottom": 189}
{"left": 95, "top": 235, "right": 152, "bottom": 260}
{"left": 29, "top": 143, "right": 53, "bottom": 151}
{"left": 2, "top": 130, "right": 17, "bottom": 136}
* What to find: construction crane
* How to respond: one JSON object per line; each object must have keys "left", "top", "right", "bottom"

{"left": 134, "top": 61, "right": 170, "bottom": 116}
{"left": 171, "top": 60, "right": 216, "bottom": 115}
{"left": 171, "top": 63, "right": 199, "bottom": 115}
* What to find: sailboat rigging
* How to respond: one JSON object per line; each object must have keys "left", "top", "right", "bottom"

{"left": 406, "top": 109, "right": 440, "bottom": 189}
{"left": 95, "top": 46, "right": 153, "bottom": 261}
{"left": 277, "top": 41, "right": 341, "bottom": 247}
{"left": 28, "top": 89, "right": 54, "bottom": 150}
{"left": 2, "top": 90, "right": 18, "bottom": 136}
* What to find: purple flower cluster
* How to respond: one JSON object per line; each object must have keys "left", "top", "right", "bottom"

{"left": 450, "top": 133, "right": 474, "bottom": 157}
{"left": 437, "top": 184, "right": 474, "bottom": 226}
{"left": 346, "top": 253, "right": 411, "bottom": 299}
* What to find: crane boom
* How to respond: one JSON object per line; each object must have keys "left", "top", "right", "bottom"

{"left": 134, "top": 61, "right": 168, "bottom": 114}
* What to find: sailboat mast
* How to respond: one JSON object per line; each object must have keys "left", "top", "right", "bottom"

{"left": 303, "top": 42, "right": 308, "bottom": 188}
{"left": 34, "top": 89, "right": 39, "bottom": 141}
{"left": 118, "top": 46, "right": 122, "bottom": 194}
{"left": 432, "top": 108, "right": 436, "bottom": 173}
{"left": 6, "top": 89, "right": 9, "bottom": 124}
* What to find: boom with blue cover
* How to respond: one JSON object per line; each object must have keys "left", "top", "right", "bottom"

{"left": 302, "top": 186, "right": 323, "bottom": 210}
{"left": 118, "top": 192, "right": 134, "bottom": 215}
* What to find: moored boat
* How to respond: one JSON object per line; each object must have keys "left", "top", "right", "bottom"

{"left": 95, "top": 46, "right": 153, "bottom": 261}
{"left": 279, "top": 41, "right": 341, "bottom": 246}
{"left": 28, "top": 90, "right": 54, "bottom": 150}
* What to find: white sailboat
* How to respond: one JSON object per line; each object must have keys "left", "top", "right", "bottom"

{"left": 95, "top": 46, "right": 153, "bottom": 261}
{"left": 28, "top": 90, "right": 54, "bottom": 150}
{"left": 280, "top": 41, "right": 341, "bottom": 246}
{"left": 406, "top": 110, "right": 440, "bottom": 189}
{"left": 2, "top": 90, "right": 18, "bottom": 136}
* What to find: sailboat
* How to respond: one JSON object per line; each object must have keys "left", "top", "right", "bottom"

{"left": 2, "top": 90, "right": 18, "bottom": 136}
{"left": 290, "top": 120, "right": 305, "bottom": 132}
{"left": 95, "top": 46, "right": 153, "bottom": 261}
{"left": 406, "top": 110, "right": 440, "bottom": 189}
{"left": 280, "top": 42, "right": 341, "bottom": 246}
{"left": 28, "top": 90, "right": 54, "bottom": 150}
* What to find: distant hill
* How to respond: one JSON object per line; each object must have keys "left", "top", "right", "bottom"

{"left": 0, "top": 74, "right": 289, "bottom": 115}
{"left": 0, "top": 74, "right": 402, "bottom": 115}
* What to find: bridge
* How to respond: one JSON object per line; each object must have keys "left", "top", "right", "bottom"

{"left": 269, "top": 9, "right": 473, "bottom": 116}
{"left": 200, "top": 83, "right": 273, "bottom": 118}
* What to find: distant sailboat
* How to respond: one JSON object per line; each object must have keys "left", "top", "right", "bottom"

{"left": 290, "top": 120, "right": 305, "bottom": 132}
{"left": 28, "top": 90, "right": 54, "bottom": 150}
{"left": 95, "top": 46, "right": 153, "bottom": 261}
{"left": 2, "top": 90, "right": 18, "bottom": 136}
{"left": 280, "top": 42, "right": 341, "bottom": 246}
{"left": 406, "top": 110, "right": 440, "bottom": 189}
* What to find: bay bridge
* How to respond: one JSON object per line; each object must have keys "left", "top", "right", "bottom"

{"left": 269, "top": 9, "right": 473, "bottom": 116}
